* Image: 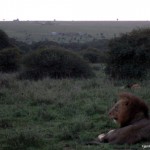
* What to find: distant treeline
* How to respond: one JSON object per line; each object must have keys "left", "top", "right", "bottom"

{"left": 1, "top": 27, "right": 150, "bottom": 80}
{"left": 0, "top": 29, "right": 108, "bottom": 80}
{"left": 10, "top": 37, "right": 109, "bottom": 54}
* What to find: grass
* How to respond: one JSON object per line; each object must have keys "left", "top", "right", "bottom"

{"left": 0, "top": 64, "right": 150, "bottom": 149}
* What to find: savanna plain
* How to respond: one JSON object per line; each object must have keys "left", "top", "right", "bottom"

{"left": 1, "top": 21, "right": 150, "bottom": 43}
{"left": 1, "top": 21, "right": 150, "bottom": 150}
{"left": 0, "top": 64, "right": 150, "bottom": 150}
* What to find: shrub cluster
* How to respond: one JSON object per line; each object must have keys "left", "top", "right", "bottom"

{"left": 0, "top": 30, "right": 21, "bottom": 72}
{"left": 0, "top": 29, "right": 95, "bottom": 79}
{"left": 0, "top": 48, "right": 21, "bottom": 72}
{"left": 105, "top": 28, "right": 150, "bottom": 79}
{"left": 20, "top": 46, "right": 94, "bottom": 80}
{"left": 80, "top": 48, "right": 107, "bottom": 63}
{"left": 0, "top": 29, "right": 11, "bottom": 50}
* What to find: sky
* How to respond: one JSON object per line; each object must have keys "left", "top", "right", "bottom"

{"left": 0, "top": 0, "right": 150, "bottom": 21}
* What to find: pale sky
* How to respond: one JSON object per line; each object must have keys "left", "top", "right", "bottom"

{"left": 0, "top": 0, "right": 150, "bottom": 21}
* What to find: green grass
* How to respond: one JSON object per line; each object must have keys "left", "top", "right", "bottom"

{"left": 1, "top": 21, "right": 150, "bottom": 43}
{"left": 0, "top": 64, "right": 150, "bottom": 149}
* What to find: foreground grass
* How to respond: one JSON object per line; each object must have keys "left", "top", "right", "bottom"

{"left": 0, "top": 65, "right": 150, "bottom": 150}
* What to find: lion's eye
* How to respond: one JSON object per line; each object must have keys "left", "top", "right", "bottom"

{"left": 114, "top": 106, "right": 119, "bottom": 112}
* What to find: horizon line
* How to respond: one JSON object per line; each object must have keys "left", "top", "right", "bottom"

{"left": 0, "top": 19, "right": 150, "bottom": 22}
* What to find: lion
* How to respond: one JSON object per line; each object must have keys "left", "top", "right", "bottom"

{"left": 96, "top": 92, "right": 150, "bottom": 144}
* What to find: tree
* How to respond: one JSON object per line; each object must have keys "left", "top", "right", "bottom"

{"left": 20, "top": 46, "right": 94, "bottom": 80}
{"left": 80, "top": 48, "right": 107, "bottom": 63}
{"left": 0, "top": 29, "right": 11, "bottom": 50}
{"left": 105, "top": 28, "right": 150, "bottom": 79}
{"left": 0, "top": 48, "right": 21, "bottom": 72}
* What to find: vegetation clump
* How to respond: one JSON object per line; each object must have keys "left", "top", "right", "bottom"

{"left": 0, "top": 48, "right": 21, "bottom": 72}
{"left": 0, "top": 29, "right": 12, "bottom": 50}
{"left": 80, "top": 48, "right": 107, "bottom": 63}
{"left": 105, "top": 28, "right": 150, "bottom": 79}
{"left": 20, "top": 46, "right": 94, "bottom": 80}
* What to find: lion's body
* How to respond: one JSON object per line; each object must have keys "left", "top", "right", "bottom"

{"left": 100, "top": 118, "right": 150, "bottom": 144}
{"left": 98, "top": 92, "right": 150, "bottom": 144}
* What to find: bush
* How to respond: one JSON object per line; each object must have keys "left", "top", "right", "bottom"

{"left": 20, "top": 46, "right": 94, "bottom": 80}
{"left": 0, "top": 48, "right": 21, "bottom": 72}
{"left": 10, "top": 38, "right": 31, "bottom": 54}
{"left": 80, "top": 48, "right": 107, "bottom": 63}
{"left": 0, "top": 29, "right": 11, "bottom": 50}
{"left": 105, "top": 28, "right": 150, "bottom": 79}
{"left": 31, "top": 40, "right": 59, "bottom": 50}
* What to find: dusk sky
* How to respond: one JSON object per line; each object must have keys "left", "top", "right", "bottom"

{"left": 0, "top": 0, "right": 150, "bottom": 21}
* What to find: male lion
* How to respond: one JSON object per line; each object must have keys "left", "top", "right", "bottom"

{"left": 97, "top": 92, "right": 150, "bottom": 144}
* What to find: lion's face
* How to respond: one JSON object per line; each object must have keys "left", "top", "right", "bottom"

{"left": 108, "top": 93, "right": 149, "bottom": 127}
{"left": 109, "top": 98, "right": 131, "bottom": 126}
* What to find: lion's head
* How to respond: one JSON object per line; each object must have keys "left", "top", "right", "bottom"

{"left": 108, "top": 92, "right": 149, "bottom": 127}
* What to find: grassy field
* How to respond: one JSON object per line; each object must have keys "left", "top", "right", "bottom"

{"left": 0, "top": 64, "right": 150, "bottom": 150}
{"left": 0, "top": 21, "right": 150, "bottom": 43}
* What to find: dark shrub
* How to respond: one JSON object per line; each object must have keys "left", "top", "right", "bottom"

{"left": 31, "top": 40, "right": 59, "bottom": 50}
{"left": 20, "top": 46, "right": 94, "bottom": 80}
{"left": 0, "top": 29, "right": 11, "bottom": 50}
{"left": 105, "top": 28, "right": 150, "bottom": 79}
{"left": 0, "top": 48, "right": 21, "bottom": 72}
{"left": 10, "top": 38, "right": 31, "bottom": 54}
{"left": 80, "top": 48, "right": 107, "bottom": 63}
